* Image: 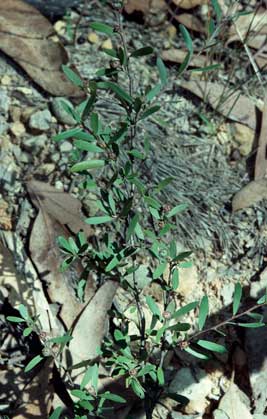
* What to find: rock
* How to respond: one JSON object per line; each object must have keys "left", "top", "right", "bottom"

{"left": 1, "top": 75, "right": 12, "bottom": 86}
{"left": 54, "top": 20, "right": 66, "bottom": 35}
{"left": 250, "top": 267, "right": 267, "bottom": 299}
{"left": 178, "top": 264, "right": 198, "bottom": 298}
{"left": 232, "top": 179, "right": 267, "bottom": 212}
{"left": 0, "top": 115, "right": 8, "bottom": 135}
{"left": 37, "top": 163, "right": 56, "bottom": 175}
{"left": 59, "top": 141, "right": 72, "bottom": 153}
{"left": 221, "top": 282, "right": 235, "bottom": 306}
{"left": 88, "top": 32, "right": 100, "bottom": 44}
{"left": 10, "top": 121, "right": 26, "bottom": 137}
{"left": 23, "top": 0, "right": 79, "bottom": 18}
{"left": 29, "top": 109, "right": 52, "bottom": 132}
{"left": 231, "top": 123, "right": 255, "bottom": 156}
{"left": 50, "top": 152, "right": 61, "bottom": 163}
{"left": 22, "top": 134, "right": 47, "bottom": 151}
{"left": 9, "top": 106, "right": 22, "bottom": 122}
{"left": 166, "top": 24, "right": 177, "bottom": 40}
{"left": 50, "top": 97, "right": 76, "bottom": 125}
{"left": 169, "top": 367, "right": 213, "bottom": 414}
{"left": 0, "top": 90, "right": 10, "bottom": 114}
{"left": 101, "top": 39, "right": 113, "bottom": 50}
{"left": 171, "top": 414, "right": 200, "bottom": 419}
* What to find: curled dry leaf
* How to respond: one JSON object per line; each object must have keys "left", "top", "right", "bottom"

{"left": 162, "top": 49, "right": 217, "bottom": 68}
{"left": 0, "top": 0, "right": 83, "bottom": 97}
{"left": 69, "top": 281, "right": 118, "bottom": 365}
{"left": 180, "top": 80, "right": 261, "bottom": 130}
{"left": 232, "top": 178, "right": 267, "bottom": 212}
{"left": 29, "top": 210, "right": 96, "bottom": 329}
{"left": 27, "top": 180, "right": 92, "bottom": 236}
{"left": 172, "top": 0, "right": 207, "bottom": 9}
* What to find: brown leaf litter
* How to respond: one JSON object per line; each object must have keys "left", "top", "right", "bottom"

{"left": 0, "top": 0, "right": 84, "bottom": 97}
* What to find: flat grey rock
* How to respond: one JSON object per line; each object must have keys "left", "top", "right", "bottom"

{"left": 29, "top": 110, "right": 52, "bottom": 132}
{"left": 23, "top": 0, "right": 80, "bottom": 18}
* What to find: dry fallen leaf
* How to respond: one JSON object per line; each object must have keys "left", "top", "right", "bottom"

{"left": 255, "top": 95, "right": 267, "bottom": 180}
{"left": 29, "top": 209, "right": 96, "bottom": 329}
{"left": 69, "top": 281, "right": 118, "bottom": 365}
{"left": 162, "top": 49, "right": 217, "bottom": 68}
{"left": 213, "top": 382, "right": 253, "bottom": 419}
{"left": 124, "top": 0, "right": 166, "bottom": 15}
{"left": 172, "top": 0, "right": 207, "bottom": 9}
{"left": 27, "top": 180, "right": 92, "bottom": 236}
{"left": 180, "top": 80, "right": 260, "bottom": 130}
{"left": 0, "top": 199, "right": 12, "bottom": 230}
{"left": 0, "top": 0, "right": 83, "bottom": 97}
{"left": 232, "top": 178, "right": 267, "bottom": 212}
{"left": 174, "top": 13, "right": 206, "bottom": 33}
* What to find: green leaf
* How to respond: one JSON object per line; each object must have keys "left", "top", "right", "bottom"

{"left": 165, "top": 393, "right": 189, "bottom": 405}
{"left": 23, "top": 327, "right": 33, "bottom": 337}
{"left": 105, "top": 256, "right": 119, "bottom": 272}
{"left": 131, "top": 46, "right": 153, "bottom": 58}
{"left": 52, "top": 127, "right": 82, "bottom": 142}
{"left": 146, "top": 83, "right": 161, "bottom": 102}
{"left": 126, "top": 213, "right": 139, "bottom": 241}
{"left": 178, "top": 25, "right": 193, "bottom": 75}
{"left": 48, "top": 335, "right": 73, "bottom": 344}
{"left": 191, "top": 63, "right": 221, "bottom": 73}
{"left": 233, "top": 283, "right": 242, "bottom": 315}
{"left": 24, "top": 355, "right": 43, "bottom": 372}
{"left": 6, "top": 316, "right": 25, "bottom": 323}
{"left": 97, "top": 81, "right": 133, "bottom": 105}
{"left": 157, "top": 57, "right": 168, "bottom": 85}
{"left": 72, "top": 131, "right": 95, "bottom": 141}
{"left": 156, "top": 177, "right": 173, "bottom": 192}
{"left": 91, "top": 112, "right": 99, "bottom": 134}
{"left": 77, "top": 279, "right": 86, "bottom": 302}
{"left": 135, "top": 222, "right": 144, "bottom": 240}
{"left": 140, "top": 105, "right": 160, "bottom": 120}
{"left": 144, "top": 196, "right": 161, "bottom": 210}
{"left": 74, "top": 140, "right": 103, "bottom": 153}
{"left": 70, "top": 159, "right": 105, "bottom": 172}
{"left": 198, "top": 295, "right": 209, "bottom": 331}
{"left": 18, "top": 304, "right": 29, "bottom": 320}
{"left": 157, "top": 367, "right": 164, "bottom": 385}
{"left": 62, "top": 65, "right": 83, "bottom": 88}
{"left": 90, "top": 22, "right": 114, "bottom": 36}
{"left": 85, "top": 215, "right": 113, "bottom": 225}
{"left": 49, "top": 407, "right": 63, "bottom": 419}
{"left": 197, "top": 340, "right": 227, "bottom": 353}
{"left": 146, "top": 295, "right": 161, "bottom": 318}
{"left": 173, "top": 301, "right": 198, "bottom": 319}
{"left": 149, "top": 207, "right": 160, "bottom": 219}
{"left": 101, "top": 392, "right": 126, "bottom": 403}
{"left": 235, "top": 322, "right": 265, "bottom": 328}
{"left": 184, "top": 346, "right": 210, "bottom": 360}
{"left": 128, "top": 149, "right": 145, "bottom": 159}
{"left": 130, "top": 379, "right": 145, "bottom": 399}
{"left": 102, "top": 48, "right": 118, "bottom": 58}
{"left": 211, "top": 0, "right": 222, "bottom": 21}
{"left": 171, "top": 268, "right": 179, "bottom": 290}
{"left": 166, "top": 203, "right": 188, "bottom": 218}
{"left": 153, "top": 261, "right": 167, "bottom": 279}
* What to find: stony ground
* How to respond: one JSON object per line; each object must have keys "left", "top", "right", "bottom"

{"left": 0, "top": 1, "right": 267, "bottom": 418}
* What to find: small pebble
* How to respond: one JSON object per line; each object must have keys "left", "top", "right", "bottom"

{"left": 88, "top": 32, "right": 100, "bottom": 44}
{"left": 59, "top": 141, "right": 72, "bottom": 153}
{"left": 101, "top": 39, "right": 113, "bottom": 50}
{"left": 10, "top": 121, "right": 26, "bottom": 137}
{"left": 29, "top": 109, "right": 52, "bottom": 132}
{"left": 54, "top": 20, "right": 66, "bottom": 35}
{"left": 1, "top": 75, "right": 12, "bottom": 86}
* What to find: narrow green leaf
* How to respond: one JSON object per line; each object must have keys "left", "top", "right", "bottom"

{"left": 102, "top": 48, "right": 118, "bottom": 58}
{"left": 105, "top": 256, "right": 119, "bottom": 272}
{"left": 191, "top": 64, "right": 221, "bottom": 73}
{"left": 178, "top": 25, "right": 193, "bottom": 75}
{"left": 140, "top": 105, "right": 160, "bottom": 120}
{"left": 126, "top": 213, "right": 139, "bottom": 241}
{"left": 85, "top": 215, "right": 113, "bottom": 225}
{"left": 197, "top": 340, "right": 227, "bottom": 353}
{"left": 211, "top": 0, "right": 222, "bottom": 21}
{"left": 166, "top": 203, "right": 188, "bottom": 218}
{"left": 173, "top": 301, "right": 198, "bottom": 319}
{"left": 24, "top": 355, "right": 44, "bottom": 372}
{"left": 70, "top": 159, "right": 105, "bottom": 172}
{"left": 62, "top": 65, "right": 83, "bottom": 88}
{"left": 233, "top": 283, "right": 242, "bottom": 315}
{"left": 18, "top": 304, "right": 29, "bottom": 320}
{"left": 156, "top": 177, "right": 173, "bottom": 192}
{"left": 90, "top": 22, "right": 114, "bottom": 36}
{"left": 74, "top": 140, "right": 103, "bottom": 153}
{"left": 153, "top": 261, "right": 167, "bottom": 279}
{"left": 91, "top": 112, "right": 99, "bottom": 134}
{"left": 171, "top": 268, "right": 179, "bottom": 290}
{"left": 184, "top": 346, "right": 210, "bottom": 360}
{"left": 6, "top": 316, "right": 25, "bottom": 323}
{"left": 146, "top": 83, "right": 161, "bottom": 102}
{"left": 144, "top": 196, "right": 161, "bottom": 210}
{"left": 102, "top": 392, "right": 126, "bottom": 403}
{"left": 146, "top": 295, "right": 161, "bottom": 317}
{"left": 97, "top": 81, "right": 133, "bottom": 105}
{"left": 52, "top": 127, "right": 82, "bottom": 142}
{"left": 48, "top": 335, "right": 73, "bottom": 344}
{"left": 23, "top": 327, "right": 33, "bottom": 337}
{"left": 135, "top": 222, "right": 144, "bottom": 240}
{"left": 198, "top": 295, "right": 209, "bottom": 331}
{"left": 49, "top": 407, "right": 63, "bottom": 419}
{"left": 157, "top": 367, "right": 164, "bottom": 385}
{"left": 235, "top": 322, "right": 265, "bottom": 328}
{"left": 130, "top": 379, "right": 145, "bottom": 399}
{"left": 157, "top": 57, "right": 168, "bottom": 85}
{"left": 131, "top": 46, "right": 153, "bottom": 58}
